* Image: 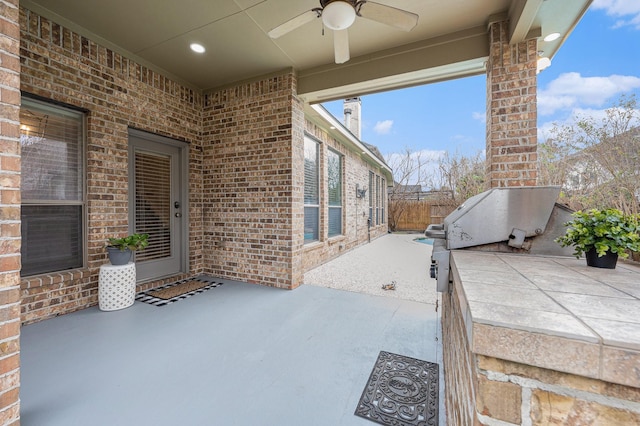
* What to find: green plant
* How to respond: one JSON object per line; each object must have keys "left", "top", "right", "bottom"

{"left": 555, "top": 208, "right": 640, "bottom": 259}
{"left": 107, "top": 233, "right": 149, "bottom": 252}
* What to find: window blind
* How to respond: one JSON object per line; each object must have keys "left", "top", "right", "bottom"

{"left": 20, "top": 98, "right": 84, "bottom": 276}
{"left": 327, "top": 150, "right": 342, "bottom": 206}
{"left": 327, "top": 149, "right": 342, "bottom": 237}
{"left": 304, "top": 137, "right": 319, "bottom": 242}
{"left": 134, "top": 151, "right": 172, "bottom": 261}
{"left": 376, "top": 175, "right": 381, "bottom": 225}
{"left": 304, "top": 138, "right": 319, "bottom": 205}
{"left": 381, "top": 178, "right": 386, "bottom": 224}
{"left": 21, "top": 108, "right": 82, "bottom": 201}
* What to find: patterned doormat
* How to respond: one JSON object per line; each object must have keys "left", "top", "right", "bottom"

{"left": 355, "top": 351, "right": 439, "bottom": 426}
{"left": 136, "top": 277, "right": 223, "bottom": 306}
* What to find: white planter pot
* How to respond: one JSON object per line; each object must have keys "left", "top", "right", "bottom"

{"left": 98, "top": 263, "right": 136, "bottom": 311}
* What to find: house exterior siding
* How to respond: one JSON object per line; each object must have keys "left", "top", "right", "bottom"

{"left": 201, "top": 74, "right": 305, "bottom": 289}
{"left": 16, "top": 6, "right": 389, "bottom": 321}
{"left": 0, "top": 4, "right": 554, "bottom": 424}
{"left": 301, "top": 118, "right": 389, "bottom": 273}
{"left": 0, "top": 0, "right": 22, "bottom": 422}
{"left": 18, "top": 7, "right": 204, "bottom": 323}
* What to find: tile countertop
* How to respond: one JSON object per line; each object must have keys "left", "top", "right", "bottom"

{"left": 450, "top": 250, "right": 640, "bottom": 388}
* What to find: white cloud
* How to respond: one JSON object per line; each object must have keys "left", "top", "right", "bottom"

{"left": 592, "top": 0, "right": 640, "bottom": 29}
{"left": 472, "top": 111, "right": 486, "bottom": 122}
{"left": 538, "top": 106, "right": 640, "bottom": 142}
{"left": 537, "top": 72, "right": 640, "bottom": 115}
{"left": 373, "top": 120, "right": 393, "bottom": 135}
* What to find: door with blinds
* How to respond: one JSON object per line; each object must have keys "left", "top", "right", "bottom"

{"left": 128, "top": 130, "right": 187, "bottom": 281}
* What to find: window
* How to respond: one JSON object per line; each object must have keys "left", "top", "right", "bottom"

{"left": 20, "top": 98, "right": 85, "bottom": 276}
{"left": 381, "top": 178, "right": 386, "bottom": 224}
{"left": 304, "top": 136, "right": 319, "bottom": 243}
{"left": 368, "top": 171, "right": 374, "bottom": 224}
{"left": 376, "top": 175, "right": 381, "bottom": 225}
{"left": 327, "top": 149, "right": 342, "bottom": 237}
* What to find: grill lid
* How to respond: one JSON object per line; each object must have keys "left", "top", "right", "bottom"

{"left": 442, "top": 186, "right": 561, "bottom": 250}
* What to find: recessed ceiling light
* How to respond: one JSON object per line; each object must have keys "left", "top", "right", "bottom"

{"left": 543, "top": 32, "right": 561, "bottom": 42}
{"left": 190, "top": 43, "right": 206, "bottom": 53}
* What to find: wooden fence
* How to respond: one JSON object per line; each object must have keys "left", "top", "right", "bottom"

{"left": 391, "top": 201, "right": 455, "bottom": 232}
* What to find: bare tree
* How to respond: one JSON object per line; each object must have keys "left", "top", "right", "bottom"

{"left": 385, "top": 148, "right": 486, "bottom": 230}
{"left": 385, "top": 148, "right": 438, "bottom": 231}
{"left": 430, "top": 150, "right": 486, "bottom": 207}
{"left": 539, "top": 94, "right": 640, "bottom": 215}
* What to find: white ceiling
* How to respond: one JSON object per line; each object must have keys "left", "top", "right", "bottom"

{"left": 23, "top": 0, "right": 592, "bottom": 103}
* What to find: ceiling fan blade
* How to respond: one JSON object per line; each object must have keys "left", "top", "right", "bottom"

{"left": 268, "top": 9, "right": 319, "bottom": 39}
{"left": 333, "top": 29, "right": 350, "bottom": 64}
{"left": 357, "top": 1, "right": 418, "bottom": 32}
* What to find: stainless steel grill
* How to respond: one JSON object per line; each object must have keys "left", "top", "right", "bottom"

{"left": 426, "top": 186, "right": 574, "bottom": 292}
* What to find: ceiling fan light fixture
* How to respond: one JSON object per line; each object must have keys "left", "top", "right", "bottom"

{"left": 322, "top": 1, "right": 356, "bottom": 30}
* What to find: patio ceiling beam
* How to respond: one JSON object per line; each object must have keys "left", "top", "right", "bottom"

{"left": 508, "top": 0, "right": 544, "bottom": 44}
{"left": 297, "top": 26, "right": 489, "bottom": 104}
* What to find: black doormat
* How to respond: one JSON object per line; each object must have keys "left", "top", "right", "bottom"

{"left": 136, "top": 277, "right": 223, "bottom": 306}
{"left": 355, "top": 351, "right": 439, "bottom": 426}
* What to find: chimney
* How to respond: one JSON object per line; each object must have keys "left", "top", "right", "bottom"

{"left": 343, "top": 97, "right": 361, "bottom": 139}
{"left": 344, "top": 108, "right": 352, "bottom": 130}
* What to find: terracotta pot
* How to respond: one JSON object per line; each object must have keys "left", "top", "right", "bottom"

{"left": 585, "top": 247, "right": 618, "bottom": 269}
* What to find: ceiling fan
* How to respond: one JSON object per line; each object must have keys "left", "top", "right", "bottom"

{"left": 268, "top": 0, "right": 419, "bottom": 64}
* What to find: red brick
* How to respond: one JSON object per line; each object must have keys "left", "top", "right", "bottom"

{"left": 486, "top": 20, "right": 537, "bottom": 188}
{"left": 0, "top": 355, "right": 19, "bottom": 376}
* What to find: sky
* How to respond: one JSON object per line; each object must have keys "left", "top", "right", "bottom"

{"left": 322, "top": 0, "right": 640, "bottom": 179}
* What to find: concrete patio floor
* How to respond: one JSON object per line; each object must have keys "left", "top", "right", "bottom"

{"left": 21, "top": 234, "right": 442, "bottom": 425}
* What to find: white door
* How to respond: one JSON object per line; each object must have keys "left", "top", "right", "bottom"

{"left": 128, "top": 130, "right": 187, "bottom": 281}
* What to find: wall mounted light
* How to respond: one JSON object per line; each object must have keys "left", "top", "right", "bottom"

{"left": 356, "top": 183, "right": 368, "bottom": 198}
{"left": 536, "top": 56, "right": 551, "bottom": 74}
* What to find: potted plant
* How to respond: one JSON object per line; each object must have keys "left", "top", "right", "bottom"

{"left": 555, "top": 208, "right": 640, "bottom": 269}
{"left": 106, "top": 233, "right": 149, "bottom": 265}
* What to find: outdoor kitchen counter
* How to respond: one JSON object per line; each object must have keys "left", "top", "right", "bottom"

{"left": 450, "top": 250, "right": 640, "bottom": 389}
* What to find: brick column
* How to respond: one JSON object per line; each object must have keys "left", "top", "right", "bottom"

{"left": 486, "top": 20, "right": 538, "bottom": 188}
{"left": 0, "top": 0, "right": 22, "bottom": 423}
{"left": 202, "top": 72, "right": 305, "bottom": 290}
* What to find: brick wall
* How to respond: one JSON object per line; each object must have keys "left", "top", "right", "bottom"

{"left": 443, "top": 282, "right": 640, "bottom": 425}
{"left": 0, "top": 0, "right": 21, "bottom": 422}
{"left": 19, "top": 7, "right": 204, "bottom": 323}
{"left": 201, "top": 74, "right": 303, "bottom": 289}
{"left": 442, "top": 289, "right": 477, "bottom": 425}
{"left": 486, "top": 20, "right": 538, "bottom": 188}
{"left": 17, "top": 6, "right": 390, "bottom": 319}
{"left": 301, "top": 117, "right": 389, "bottom": 273}
{"left": 201, "top": 78, "right": 389, "bottom": 287}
